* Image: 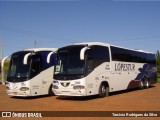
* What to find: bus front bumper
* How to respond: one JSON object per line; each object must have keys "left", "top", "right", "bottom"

{"left": 6, "top": 90, "right": 31, "bottom": 97}
{"left": 53, "top": 89, "right": 86, "bottom": 96}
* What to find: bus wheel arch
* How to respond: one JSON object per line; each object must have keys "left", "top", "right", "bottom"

{"left": 98, "top": 81, "right": 109, "bottom": 98}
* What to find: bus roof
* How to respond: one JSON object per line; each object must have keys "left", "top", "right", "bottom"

{"left": 73, "top": 42, "right": 154, "bottom": 54}
{"left": 74, "top": 42, "right": 110, "bottom": 47}
{"left": 24, "top": 48, "right": 57, "bottom": 52}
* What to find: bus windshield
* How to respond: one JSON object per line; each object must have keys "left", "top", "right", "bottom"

{"left": 7, "top": 51, "right": 31, "bottom": 82}
{"left": 54, "top": 45, "right": 86, "bottom": 80}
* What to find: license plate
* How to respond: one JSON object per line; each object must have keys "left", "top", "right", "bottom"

{"left": 12, "top": 92, "right": 17, "bottom": 95}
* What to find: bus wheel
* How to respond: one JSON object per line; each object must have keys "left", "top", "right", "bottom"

{"left": 49, "top": 85, "right": 55, "bottom": 96}
{"left": 139, "top": 80, "right": 144, "bottom": 90}
{"left": 99, "top": 83, "right": 109, "bottom": 98}
{"left": 144, "top": 79, "right": 150, "bottom": 88}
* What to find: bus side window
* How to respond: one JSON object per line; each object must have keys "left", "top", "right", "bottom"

{"left": 30, "top": 56, "right": 41, "bottom": 78}
{"left": 10, "top": 64, "right": 16, "bottom": 77}
{"left": 85, "top": 46, "right": 110, "bottom": 75}
{"left": 90, "top": 45, "right": 110, "bottom": 67}
{"left": 86, "top": 56, "right": 94, "bottom": 74}
{"left": 85, "top": 48, "right": 95, "bottom": 75}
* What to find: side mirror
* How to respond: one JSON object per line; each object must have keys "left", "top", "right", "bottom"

{"left": 47, "top": 51, "right": 54, "bottom": 63}
{"left": 23, "top": 53, "right": 31, "bottom": 64}
{"left": 80, "top": 46, "right": 90, "bottom": 60}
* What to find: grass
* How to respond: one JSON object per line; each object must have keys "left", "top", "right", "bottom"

{"left": 157, "top": 72, "right": 160, "bottom": 83}
{"left": 157, "top": 77, "right": 160, "bottom": 83}
{"left": 0, "top": 74, "right": 2, "bottom": 83}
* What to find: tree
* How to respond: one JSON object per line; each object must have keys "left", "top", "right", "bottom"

{"left": 0, "top": 60, "right": 1, "bottom": 71}
{"left": 156, "top": 50, "right": 160, "bottom": 57}
{"left": 156, "top": 50, "right": 160, "bottom": 78}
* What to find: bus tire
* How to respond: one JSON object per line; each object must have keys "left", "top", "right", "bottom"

{"left": 49, "top": 85, "right": 55, "bottom": 96}
{"left": 144, "top": 79, "right": 150, "bottom": 89}
{"left": 139, "top": 80, "right": 144, "bottom": 90}
{"left": 99, "top": 83, "right": 109, "bottom": 98}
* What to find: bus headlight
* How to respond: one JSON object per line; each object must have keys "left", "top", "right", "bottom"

{"left": 20, "top": 87, "right": 29, "bottom": 91}
{"left": 53, "top": 80, "right": 59, "bottom": 85}
{"left": 73, "top": 85, "right": 85, "bottom": 90}
{"left": 6, "top": 86, "right": 10, "bottom": 90}
{"left": 6, "top": 82, "right": 10, "bottom": 90}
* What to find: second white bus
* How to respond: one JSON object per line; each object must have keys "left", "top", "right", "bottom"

{"left": 52, "top": 42, "right": 156, "bottom": 97}
{"left": 5, "top": 48, "right": 57, "bottom": 97}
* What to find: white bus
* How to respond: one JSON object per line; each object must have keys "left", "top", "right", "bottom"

{"left": 5, "top": 48, "right": 57, "bottom": 97}
{"left": 52, "top": 42, "right": 156, "bottom": 97}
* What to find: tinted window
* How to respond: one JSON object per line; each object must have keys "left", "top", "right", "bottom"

{"left": 30, "top": 55, "right": 41, "bottom": 78}
{"left": 111, "top": 46, "right": 155, "bottom": 64}
{"left": 7, "top": 51, "right": 31, "bottom": 82}
{"left": 89, "top": 46, "right": 110, "bottom": 61}
{"left": 86, "top": 46, "right": 110, "bottom": 74}
{"left": 111, "top": 46, "right": 132, "bottom": 62}
{"left": 54, "top": 45, "right": 85, "bottom": 80}
{"left": 37, "top": 51, "right": 56, "bottom": 69}
{"left": 148, "top": 54, "right": 156, "bottom": 64}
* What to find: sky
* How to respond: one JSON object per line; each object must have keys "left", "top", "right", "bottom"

{"left": 0, "top": 0, "right": 160, "bottom": 58}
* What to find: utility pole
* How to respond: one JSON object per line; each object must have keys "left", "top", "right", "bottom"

{"left": 1, "top": 39, "right": 3, "bottom": 63}
{"left": 1, "top": 39, "right": 8, "bottom": 85}
{"left": 34, "top": 40, "right": 37, "bottom": 48}
{"left": 0, "top": 39, "right": 3, "bottom": 61}
{"left": 0, "top": 39, "right": 3, "bottom": 84}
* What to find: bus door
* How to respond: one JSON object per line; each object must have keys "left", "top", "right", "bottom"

{"left": 30, "top": 55, "right": 42, "bottom": 96}
{"left": 85, "top": 54, "right": 96, "bottom": 95}
{"left": 85, "top": 46, "right": 110, "bottom": 95}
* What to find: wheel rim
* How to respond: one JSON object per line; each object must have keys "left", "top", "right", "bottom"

{"left": 140, "top": 80, "right": 144, "bottom": 89}
{"left": 146, "top": 80, "right": 149, "bottom": 88}
{"left": 99, "top": 84, "right": 109, "bottom": 98}
{"left": 102, "top": 86, "right": 106, "bottom": 95}
{"left": 141, "top": 81, "right": 143, "bottom": 87}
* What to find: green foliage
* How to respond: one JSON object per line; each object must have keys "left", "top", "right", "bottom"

{"left": 156, "top": 50, "right": 160, "bottom": 57}
{"left": 157, "top": 56, "right": 160, "bottom": 71}
{"left": 0, "top": 61, "right": 1, "bottom": 81}
{"left": 157, "top": 78, "right": 160, "bottom": 83}
{"left": 0, "top": 60, "right": 9, "bottom": 81}
{"left": 3, "top": 60, "right": 9, "bottom": 72}
{"left": 156, "top": 50, "right": 160, "bottom": 82}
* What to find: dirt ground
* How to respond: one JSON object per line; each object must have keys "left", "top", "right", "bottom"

{"left": 0, "top": 83, "right": 160, "bottom": 120}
